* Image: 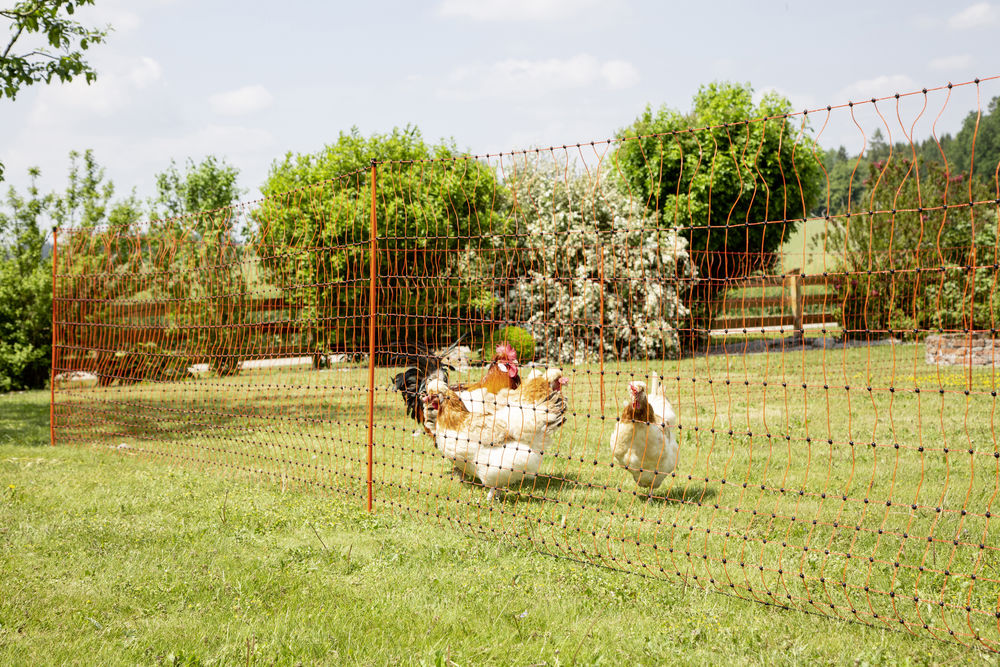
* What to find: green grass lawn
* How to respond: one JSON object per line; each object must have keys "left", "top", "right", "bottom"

{"left": 4, "top": 343, "right": 999, "bottom": 663}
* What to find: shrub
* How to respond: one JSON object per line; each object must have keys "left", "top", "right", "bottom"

{"left": 0, "top": 176, "right": 52, "bottom": 392}
{"left": 482, "top": 326, "right": 535, "bottom": 363}
{"left": 504, "top": 160, "right": 697, "bottom": 363}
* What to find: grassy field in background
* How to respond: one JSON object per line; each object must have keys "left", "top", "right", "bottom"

{"left": 781, "top": 217, "right": 830, "bottom": 275}
{"left": 5, "top": 342, "right": 1000, "bottom": 663}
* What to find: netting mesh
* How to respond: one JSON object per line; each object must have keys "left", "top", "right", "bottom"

{"left": 53, "top": 78, "right": 1000, "bottom": 651}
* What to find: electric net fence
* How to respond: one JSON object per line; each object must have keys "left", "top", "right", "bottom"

{"left": 52, "top": 77, "right": 1000, "bottom": 652}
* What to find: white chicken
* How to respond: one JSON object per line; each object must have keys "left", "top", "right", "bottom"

{"left": 609, "top": 375, "right": 678, "bottom": 490}
{"left": 646, "top": 372, "right": 677, "bottom": 428}
{"left": 454, "top": 385, "right": 495, "bottom": 415}
{"left": 422, "top": 378, "right": 568, "bottom": 500}
{"left": 464, "top": 366, "right": 568, "bottom": 422}
{"left": 496, "top": 367, "right": 568, "bottom": 404}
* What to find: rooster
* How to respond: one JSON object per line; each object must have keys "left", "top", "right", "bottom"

{"left": 392, "top": 340, "right": 521, "bottom": 430}
{"left": 389, "top": 337, "right": 466, "bottom": 431}
{"left": 476, "top": 367, "right": 569, "bottom": 424}
{"left": 422, "top": 377, "right": 567, "bottom": 500}
{"left": 609, "top": 374, "right": 678, "bottom": 490}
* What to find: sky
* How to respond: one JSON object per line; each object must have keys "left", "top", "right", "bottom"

{"left": 1, "top": 0, "right": 998, "bottom": 207}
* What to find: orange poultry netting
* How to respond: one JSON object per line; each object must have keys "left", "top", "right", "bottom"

{"left": 52, "top": 78, "right": 1000, "bottom": 652}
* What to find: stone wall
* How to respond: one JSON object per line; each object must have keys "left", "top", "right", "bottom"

{"left": 925, "top": 333, "right": 1000, "bottom": 366}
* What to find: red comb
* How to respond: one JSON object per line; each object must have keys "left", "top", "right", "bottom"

{"left": 496, "top": 342, "right": 516, "bottom": 359}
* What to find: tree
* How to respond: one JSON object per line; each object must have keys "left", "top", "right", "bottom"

{"left": 0, "top": 152, "right": 143, "bottom": 392}
{"left": 252, "top": 125, "right": 507, "bottom": 358}
{"left": 950, "top": 95, "right": 1000, "bottom": 186}
{"left": 51, "top": 149, "right": 141, "bottom": 229}
{"left": 613, "top": 82, "right": 823, "bottom": 297}
{"left": 830, "top": 157, "right": 999, "bottom": 337}
{"left": 506, "top": 160, "right": 696, "bottom": 362}
{"left": 148, "top": 156, "right": 245, "bottom": 376}
{"left": 0, "top": 168, "right": 51, "bottom": 390}
{"left": 152, "top": 155, "right": 243, "bottom": 220}
{"left": 1, "top": 0, "right": 109, "bottom": 180}
{"left": 814, "top": 146, "right": 869, "bottom": 218}
{"left": 821, "top": 94, "right": 1000, "bottom": 213}
{"left": 49, "top": 151, "right": 152, "bottom": 385}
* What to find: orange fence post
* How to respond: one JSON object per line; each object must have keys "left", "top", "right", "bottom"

{"left": 49, "top": 226, "right": 57, "bottom": 447}
{"left": 598, "top": 243, "right": 605, "bottom": 415}
{"left": 366, "top": 158, "right": 378, "bottom": 512}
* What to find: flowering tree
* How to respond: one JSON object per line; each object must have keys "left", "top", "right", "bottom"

{"left": 505, "top": 160, "right": 697, "bottom": 363}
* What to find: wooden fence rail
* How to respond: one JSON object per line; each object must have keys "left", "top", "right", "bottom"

{"left": 712, "top": 273, "right": 839, "bottom": 334}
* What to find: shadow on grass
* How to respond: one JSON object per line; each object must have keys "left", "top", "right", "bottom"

{"left": 52, "top": 387, "right": 390, "bottom": 448}
{"left": 520, "top": 472, "right": 581, "bottom": 495}
{"left": 443, "top": 472, "right": 585, "bottom": 505}
{"left": 652, "top": 483, "right": 718, "bottom": 504}
{"left": 511, "top": 475, "right": 719, "bottom": 506}
{"left": 0, "top": 391, "right": 50, "bottom": 448}
{"left": 460, "top": 474, "right": 721, "bottom": 507}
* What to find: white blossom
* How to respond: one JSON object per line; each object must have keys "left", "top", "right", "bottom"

{"left": 503, "top": 160, "right": 697, "bottom": 362}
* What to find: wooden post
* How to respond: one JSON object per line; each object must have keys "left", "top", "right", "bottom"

{"left": 785, "top": 268, "right": 804, "bottom": 339}
{"left": 366, "top": 159, "right": 378, "bottom": 512}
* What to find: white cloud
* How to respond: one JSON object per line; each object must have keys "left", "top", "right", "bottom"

{"left": 209, "top": 85, "right": 274, "bottom": 116}
{"left": 28, "top": 55, "right": 162, "bottom": 123}
{"left": 837, "top": 74, "right": 917, "bottom": 103}
{"left": 948, "top": 3, "right": 998, "bottom": 29}
{"left": 128, "top": 57, "right": 162, "bottom": 87}
{"left": 929, "top": 54, "right": 975, "bottom": 71}
{"left": 436, "top": 0, "right": 603, "bottom": 21}
{"left": 439, "top": 54, "right": 639, "bottom": 100}
{"left": 75, "top": 0, "right": 182, "bottom": 34}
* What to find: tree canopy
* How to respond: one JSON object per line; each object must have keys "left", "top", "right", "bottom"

{"left": 950, "top": 95, "right": 1000, "bottom": 184}
{"left": 0, "top": 168, "right": 51, "bottom": 390}
{"left": 152, "top": 155, "right": 243, "bottom": 222}
{"left": 1, "top": 0, "right": 109, "bottom": 180}
{"left": 613, "top": 82, "right": 824, "bottom": 288}
{"left": 252, "top": 125, "right": 508, "bottom": 352}
{"left": 818, "top": 95, "right": 1000, "bottom": 218}
{"left": 830, "top": 156, "right": 998, "bottom": 337}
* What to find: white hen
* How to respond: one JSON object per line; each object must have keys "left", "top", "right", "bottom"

{"left": 609, "top": 379, "right": 678, "bottom": 490}
{"left": 423, "top": 378, "right": 567, "bottom": 499}
{"left": 647, "top": 372, "right": 677, "bottom": 428}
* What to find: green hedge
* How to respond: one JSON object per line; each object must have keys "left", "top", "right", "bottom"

{"left": 482, "top": 326, "right": 535, "bottom": 363}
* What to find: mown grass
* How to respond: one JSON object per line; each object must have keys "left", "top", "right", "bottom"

{"left": 1, "top": 389, "right": 996, "bottom": 665}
